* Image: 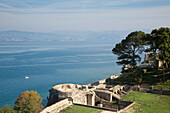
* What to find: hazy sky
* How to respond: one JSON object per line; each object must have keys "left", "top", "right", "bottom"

{"left": 0, "top": 0, "right": 170, "bottom": 32}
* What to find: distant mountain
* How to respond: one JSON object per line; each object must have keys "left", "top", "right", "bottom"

{"left": 0, "top": 30, "right": 129, "bottom": 44}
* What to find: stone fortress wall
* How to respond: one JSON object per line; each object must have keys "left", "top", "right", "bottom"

{"left": 41, "top": 74, "right": 134, "bottom": 113}
{"left": 41, "top": 72, "right": 170, "bottom": 113}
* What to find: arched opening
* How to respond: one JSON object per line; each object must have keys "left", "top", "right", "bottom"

{"left": 95, "top": 101, "right": 101, "bottom": 106}
{"left": 123, "top": 87, "right": 125, "bottom": 91}
{"left": 117, "top": 90, "right": 120, "bottom": 94}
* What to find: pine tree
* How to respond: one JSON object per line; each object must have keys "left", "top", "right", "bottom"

{"left": 112, "top": 31, "right": 146, "bottom": 84}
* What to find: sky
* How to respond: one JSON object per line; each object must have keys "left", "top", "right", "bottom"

{"left": 0, "top": 0, "right": 170, "bottom": 32}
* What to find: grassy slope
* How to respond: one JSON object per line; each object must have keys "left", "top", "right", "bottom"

{"left": 59, "top": 105, "right": 102, "bottom": 113}
{"left": 122, "top": 91, "right": 170, "bottom": 113}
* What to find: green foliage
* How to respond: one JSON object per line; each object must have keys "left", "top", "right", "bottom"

{"left": 59, "top": 105, "right": 101, "bottom": 113}
{"left": 108, "top": 69, "right": 170, "bottom": 86}
{"left": 112, "top": 27, "right": 170, "bottom": 84}
{"left": 154, "top": 80, "right": 170, "bottom": 90}
{"left": 145, "top": 31, "right": 160, "bottom": 55}
{"left": 122, "top": 91, "right": 170, "bottom": 113}
{"left": 108, "top": 74, "right": 135, "bottom": 85}
{"left": 112, "top": 100, "right": 117, "bottom": 103}
{"left": 156, "top": 27, "right": 170, "bottom": 69}
{"left": 133, "top": 67, "right": 144, "bottom": 84}
{"left": 112, "top": 31, "right": 146, "bottom": 84}
{"left": 13, "top": 91, "right": 43, "bottom": 113}
{"left": 145, "top": 27, "right": 170, "bottom": 69}
{"left": 0, "top": 105, "right": 16, "bottom": 113}
{"left": 112, "top": 31, "right": 146, "bottom": 71}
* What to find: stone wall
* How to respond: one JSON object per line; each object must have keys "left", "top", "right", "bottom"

{"left": 130, "top": 85, "right": 170, "bottom": 95}
{"left": 118, "top": 101, "right": 135, "bottom": 113}
{"left": 47, "top": 84, "right": 88, "bottom": 106}
{"left": 47, "top": 89, "right": 74, "bottom": 106}
{"left": 86, "top": 93, "right": 95, "bottom": 106}
{"left": 47, "top": 89, "right": 59, "bottom": 106}
{"left": 102, "top": 100, "right": 119, "bottom": 109}
{"left": 72, "top": 92, "right": 88, "bottom": 105}
{"left": 118, "top": 100, "right": 134, "bottom": 110}
{"left": 94, "top": 90, "right": 112, "bottom": 102}
{"left": 40, "top": 98, "right": 72, "bottom": 113}
{"left": 44, "top": 83, "right": 136, "bottom": 113}
{"left": 149, "top": 89, "right": 170, "bottom": 95}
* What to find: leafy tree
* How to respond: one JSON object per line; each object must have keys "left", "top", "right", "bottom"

{"left": 145, "top": 27, "right": 170, "bottom": 82}
{"left": 0, "top": 105, "right": 16, "bottom": 113}
{"left": 145, "top": 32, "right": 160, "bottom": 55}
{"left": 155, "top": 27, "right": 170, "bottom": 82}
{"left": 156, "top": 27, "right": 170, "bottom": 69}
{"left": 13, "top": 91, "right": 43, "bottom": 113}
{"left": 144, "top": 31, "right": 160, "bottom": 70}
{"left": 145, "top": 27, "right": 170, "bottom": 69}
{"left": 112, "top": 31, "right": 145, "bottom": 84}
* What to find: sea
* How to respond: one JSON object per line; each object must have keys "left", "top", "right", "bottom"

{"left": 0, "top": 43, "right": 121, "bottom": 108}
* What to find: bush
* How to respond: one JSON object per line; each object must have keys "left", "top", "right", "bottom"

{"left": 13, "top": 91, "right": 43, "bottom": 113}
{"left": 0, "top": 105, "right": 16, "bottom": 113}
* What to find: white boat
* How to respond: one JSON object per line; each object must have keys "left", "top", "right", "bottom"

{"left": 25, "top": 76, "right": 29, "bottom": 79}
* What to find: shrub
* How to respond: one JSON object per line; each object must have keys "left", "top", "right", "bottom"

{"left": 0, "top": 105, "right": 16, "bottom": 113}
{"left": 13, "top": 91, "right": 43, "bottom": 113}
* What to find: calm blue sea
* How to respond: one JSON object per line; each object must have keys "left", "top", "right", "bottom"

{"left": 0, "top": 43, "right": 121, "bottom": 108}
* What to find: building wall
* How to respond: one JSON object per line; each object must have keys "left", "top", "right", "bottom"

{"left": 94, "top": 90, "right": 112, "bottom": 102}
{"left": 72, "top": 92, "right": 88, "bottom": 105}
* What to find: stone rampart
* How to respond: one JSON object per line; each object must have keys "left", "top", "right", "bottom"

{"left": 47, "top": 84, "right": 87, "bottom": 106}
{"left": 40, "top": 98, "right": 72, "bottom": 113}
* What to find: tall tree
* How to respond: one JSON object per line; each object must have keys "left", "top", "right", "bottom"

{"left": 144, "top": 30, "right": 161, "bottom": 71}
{"left": 156, "top": 27, "right": 170, "bottom": 69}
{"left": 146, "top": 27, "right": 170, "bottom": 69}
{"left": 13, "top": 91, "right": 43, "bottom": 113}
{"left": 112, "top": 31, "right": 145, "bottom": 83}
{"left": 155, "top": 27, "right": 170, "bottom": 82}
{"left": 112, "top": 31, "right": 145, "bottom": 70}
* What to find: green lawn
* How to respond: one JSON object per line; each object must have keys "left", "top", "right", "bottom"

{"left": 59, "top": 105, "right": 102, "bottom": 113}
{"left": 122, "top": 91, "right": 170, "bottom": 113}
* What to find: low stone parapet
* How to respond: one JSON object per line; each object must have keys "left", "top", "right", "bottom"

{"left": 40, "top": 98, "right": 73, "bottom": 113}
